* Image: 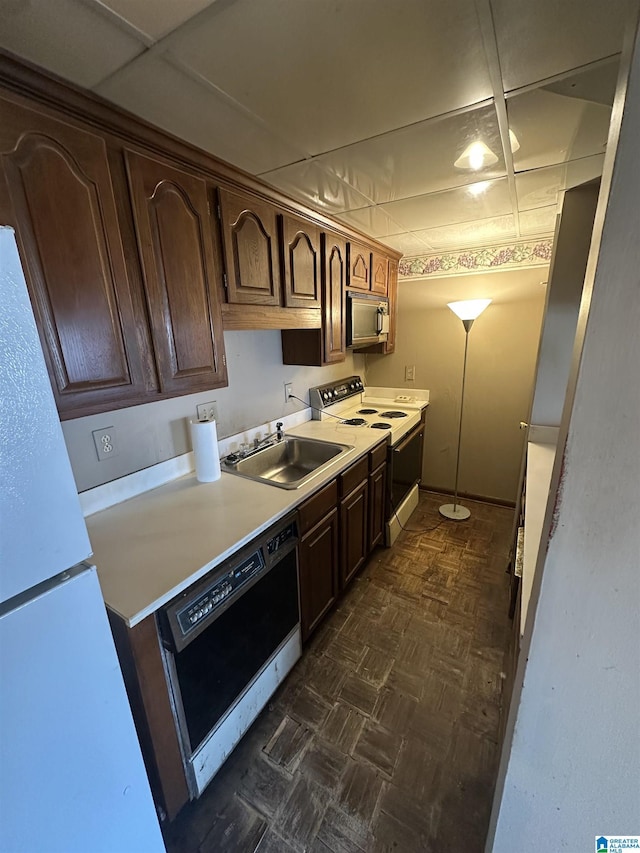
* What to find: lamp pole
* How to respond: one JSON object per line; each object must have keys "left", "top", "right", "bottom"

{"left": 439, "top": 299, "right": 491, "bottom": 521}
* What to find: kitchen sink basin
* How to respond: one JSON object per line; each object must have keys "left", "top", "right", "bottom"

{"left": 221, "top": 436, "right": 353, "bottom": 489}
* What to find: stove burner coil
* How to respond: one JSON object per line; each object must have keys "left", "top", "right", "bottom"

{"left": 370, "top": 422, "right": 392, "bottom": 429}
{"left": 380, "top": 410, "right": 408, "bottom": 418}
{"left": 342, "top": 418, "right": 367, "bottom": 426}
{"left": 357, "top": 408, "right": 378, "bottom": 414}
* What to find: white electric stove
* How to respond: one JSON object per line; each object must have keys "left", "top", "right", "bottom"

{"left": 308, "top": 376, "right": 429, "bottom": 544}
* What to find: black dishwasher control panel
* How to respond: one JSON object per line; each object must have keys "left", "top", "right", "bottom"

{"left": 266, "top": 521, "right": 297, "bottom": 556}
{"left": 176, "top": 550, "right": 265, "bottom": 637}
{"left": 160, "top": 513, "right": 298, "bottom": 653}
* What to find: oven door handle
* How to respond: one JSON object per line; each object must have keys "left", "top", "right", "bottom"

{"left": 393, "top": 422, "right": 424, "bottom": 454}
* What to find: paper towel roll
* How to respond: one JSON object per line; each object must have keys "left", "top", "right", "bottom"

{"left": 190, "top": 419, "right": 221, "bottom": 482}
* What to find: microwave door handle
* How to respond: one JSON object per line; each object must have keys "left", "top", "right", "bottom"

{"left": 376, "top": 306, "right": 383, "bottom": 335}
{"left": 377, "top": 306, "right": 390, "bottom": 336}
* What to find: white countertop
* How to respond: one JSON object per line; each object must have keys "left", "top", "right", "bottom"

{"left": 87, "top": 419, "right": 388, "bottom": 628}
{"left": 521, "top": 431, "right": 559, "bottom": 633}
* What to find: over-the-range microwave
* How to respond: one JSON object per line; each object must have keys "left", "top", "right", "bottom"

{"left": 346, "top": 292, "right": 390, "bottom": 347}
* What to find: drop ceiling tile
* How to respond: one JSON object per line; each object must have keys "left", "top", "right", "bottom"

{"left": 380, "top": 178, "right": 513, "bottom": 232}
{"left": 519, "top": 206, "right": 558, "bottom": 236}
{"left": 540, "top": 57, "right": 620, "bottom": 107}
{"left": 260, "top": 161, "right": 373, "bottom": 215}
{"left": 382, "top": 233, "right": 433, "bottom": 255}
{"left": 165, "top": 0, "right": 493, "bottom": 155}
{"left": 96, "top": 54, "right": 303, "bottom": 174}
{"left": 491, "top": 0, "right": 632, "bottom": 91}
{"left": 508, "top": 65, "right": 616, "bottom": 172}
{"left": 413, "top": 215, "right": 517, "bottom": 250}
{"left": 516, "top": 156, "right": 605, "bottom": 211}
{"left": 317, "top": 103, "right": 505, "bottom": 204}
{"left": 0, "top": 0, "right": 145, "bottom": 88}
{"left": 334, "top": 206, "right": 405, "bottom": 240}
{"left": 93, "top": 0, "right": 217, "bottom": 41}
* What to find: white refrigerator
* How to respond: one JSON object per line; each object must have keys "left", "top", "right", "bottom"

{"left": 0, "top": 227, "right": 165, "bottom": 852}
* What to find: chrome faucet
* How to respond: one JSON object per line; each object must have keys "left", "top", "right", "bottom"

{"left": 253, "top": 421, "right": 284, "bottom": 451}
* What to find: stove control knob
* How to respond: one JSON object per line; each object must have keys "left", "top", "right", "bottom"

{"left": 327, "top": 390, "right": 333, "bottom": 399}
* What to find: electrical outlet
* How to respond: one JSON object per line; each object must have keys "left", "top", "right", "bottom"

{"left": 284, "top": 382, "right": 293, "bottom": 403}
{"left": 196, "top": 400, "right": 218, "bottom": 421}
{"left": 92, "top": 427, "right": 118, "bottom": 461}
{"left": 405, "top": 365, "right": 416, "bottom": 381}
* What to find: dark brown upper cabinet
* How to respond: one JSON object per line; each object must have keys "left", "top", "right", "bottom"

{"left": 384, "top": 259, "right": 399, "bottom": 353}
{"left": 125, "top": 150, "right": 227, "bottom": 395}
{"left": 217, "top": 185, "right": 282, "bottom": 305}
{"left": 281, "top": 213, "right": 320, "bottom": 309}
{"left": 280, "top": 230, "right": 346, "bottom": 366}
{"left": 347, "top": 241, "right": 371, "bottom": 291}
{"left": 371, "top": 251, "right": 389, "bottom": 296}
{"left": 0, "top": 95, "right": 151, "bottom": 418}
{"left": 322, "top": 232, "right": 347, "bottom": 363}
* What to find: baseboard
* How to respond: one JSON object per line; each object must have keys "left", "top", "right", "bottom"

{"left": 419, "top": 486, "right": 516, "bottom": 509}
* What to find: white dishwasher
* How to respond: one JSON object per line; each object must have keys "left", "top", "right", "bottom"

{"left": 157, "top": 511, "right": 301, "bottom": 797}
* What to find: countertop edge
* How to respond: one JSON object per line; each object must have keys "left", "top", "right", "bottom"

{"left": 90, "top": 423, "right": 389, "bottom": 628}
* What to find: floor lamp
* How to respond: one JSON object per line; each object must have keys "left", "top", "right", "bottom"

{"left": 439, "top": 298, "right": 491, "bottom": 521}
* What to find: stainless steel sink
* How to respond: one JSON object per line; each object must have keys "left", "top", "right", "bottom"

{"left": 221, "top": 436, "right": 353, "bottom": 489}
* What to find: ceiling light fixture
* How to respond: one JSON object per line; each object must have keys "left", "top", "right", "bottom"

{"left": 467, "top": 180, "right": 491, "bottom": 197}
{"left": 509, "top": 129, "right": 520, "bottom": 153}
{"left": 454, "top": 141, "right": 498, "bottom": 171}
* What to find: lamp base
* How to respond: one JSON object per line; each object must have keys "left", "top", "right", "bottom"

{"left": 439, "top": 503, "right": 471, "bottom": 521}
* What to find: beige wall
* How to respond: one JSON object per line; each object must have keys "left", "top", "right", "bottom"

{"left": 364, "top": 271, "right": 546, "bottom": 504}
{"left": 63, "top": 330, "right": 365, "bottom": 492}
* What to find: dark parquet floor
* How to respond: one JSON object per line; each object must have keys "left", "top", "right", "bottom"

{"left": 163, "top": 490, "right": 515, "bottom": 853}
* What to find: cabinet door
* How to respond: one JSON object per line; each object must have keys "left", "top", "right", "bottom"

{"left": 0, "top": 96, "right": 150, "bottom": 417}
{"left": 371, "top": 252, "right": 388, "bottom": 296}
{"left": 299, "top": 508, "right": 339, "bottom": 642}
{"left": 125, "top": 150, "right": 227, "bottom": 395}
{"left": 281, "top": 214, "right": 320, "bottom": 308}
{"left": 368, "top": 461, "right": 387, "bottom": 551}
{"left": 347, "top": 241, "right": 371, "bottom": 291}
{"left": 322, "top": 232, "right": 346, "bottom": 363}
{"left": 384, "top": 259, "right": 399, "bottom": 353}
{"left": 218, "top": 186, "right": 281, "bottom": 305}
{"left": 340, "top": 479, "right": 369, "bottom": 590}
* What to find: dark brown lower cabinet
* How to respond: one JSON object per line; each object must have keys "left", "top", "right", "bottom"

{"left": 107, "top": 611, "right": 189, "bottom": 821}
{"left": 340, "top": 478, "right": 369, "bottom": 591}
{"left": 298, "top": 507, "right": 339, "bottom": 642}
{"left": 368, "top": 460, "right": 387, "bottom": 551}
{"left": 297, "top": 446, "right": 385, "bottom": 641}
